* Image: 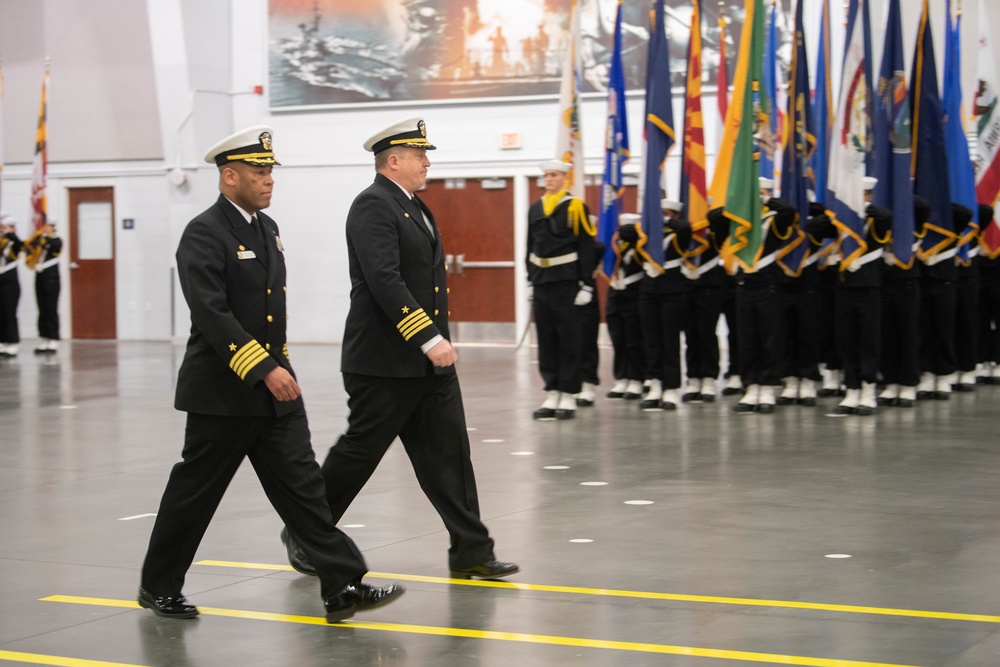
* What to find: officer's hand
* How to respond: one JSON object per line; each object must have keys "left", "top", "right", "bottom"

{"left": 427, "top": 339, "right": 458, "bottom": 367}
{"left": 264, "top": 366, "right": 302, "bottom": 401}
{"left": 574, "top": 286, "right": 593, "bottom": 306}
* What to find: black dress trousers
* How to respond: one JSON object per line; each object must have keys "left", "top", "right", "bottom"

{"left": 321, "top": 373, "right": 495, "bottom": 571}
{"left": 533, "top": 280, "right": 583, "bottom": 394}
{"left": 142, "top": 409, "right": 366, "bottom": 600}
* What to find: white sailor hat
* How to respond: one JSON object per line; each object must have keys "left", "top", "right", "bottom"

{"left": 758, "top": 177, "right": 774, "bottom": 190}
{"left": 619, "top": 212, "right": 641, "bottom": 225}
{"left": 540, "top": 159, "right": 573, "bottom": 173}
{"left": 660, "top": 199, "right": 683, "bottom": 212}
{"left": 0, "top": 212, "right": 14, "bottom": 227}
{"left": 862, "top": 176, "right": 878, "bottom": 191}
{"left": 364, "top": 117, "right": 437, "bottom": 154}
{"left": 204, "top": 125, "right": 281, "bottom": 167}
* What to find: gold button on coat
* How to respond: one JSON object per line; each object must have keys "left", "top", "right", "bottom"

{"left": 267, "top": 315, "right": 273, "bottom": 322}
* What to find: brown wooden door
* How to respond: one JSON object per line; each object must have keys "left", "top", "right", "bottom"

{"left": 69, "top": 187, "right": 116, "bottom": 338}
{"left": 418, "top": 178, "right": 515, "bottom": 323}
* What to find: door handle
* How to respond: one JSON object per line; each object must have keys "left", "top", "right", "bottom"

{"left": 70, "top": 262, "right": 80, "bottom": 269}
{"left": 444, "top": 254, "right": 454, "bottom": 274}
{"left": 455, "top": 254, "right": 465, "bottom": 275}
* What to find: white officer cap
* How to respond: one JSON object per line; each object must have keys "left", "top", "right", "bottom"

{"left": 363, "top": 117, "right": 437, "bottom": 154}
{"left": 539, "top": 159, "right": 573, "bottom": 173}
{"left": 862, "top": 176, "right": 878, "bottom": 191}
{"left": 204, "top": 126, "right": 281, "bottom": 167}
{"left": 759, "top": 177, "right": 774, "bottom": 190}
{"left": 660, "top": 199, "right": 683, "bottom": 212}
{"left": 619, "top": 213, "right": 641, "bottom": 225}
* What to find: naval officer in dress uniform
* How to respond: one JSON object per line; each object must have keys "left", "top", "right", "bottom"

{"left": 139, "top": 126, "right": 404, "bottom": 623}
{"left": 282, "top": 117, "right": 517, "bottom": 581}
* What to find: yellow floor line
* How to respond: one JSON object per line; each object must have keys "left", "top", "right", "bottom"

{"left": 39, "top": 595, "right": 920, "bottom": 667}
{"left": 0, "top": 650, "right": 149, "bottom": 667}
{"left": 194, "top": 559, "right": 1000, "bottom": 625}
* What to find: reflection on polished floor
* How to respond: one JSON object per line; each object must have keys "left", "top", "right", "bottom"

{"left": 1, "top": 340, "right": 999, "bottom": 667}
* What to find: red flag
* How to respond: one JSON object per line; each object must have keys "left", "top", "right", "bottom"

{"left": 31, "top": 70, "right": 49, "bottom": 230}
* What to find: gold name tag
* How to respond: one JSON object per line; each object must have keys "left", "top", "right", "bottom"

{"left": 237, "top": 250, "right": 257, "bottom": 260}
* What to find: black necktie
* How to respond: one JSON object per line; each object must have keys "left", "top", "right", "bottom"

{"left": 250, "top": 215, "right": 265, "bottom": 244}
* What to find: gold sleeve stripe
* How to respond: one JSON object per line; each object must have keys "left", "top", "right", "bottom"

{"left": 397, "top": 308, "right": 427, "bottom": 332}
{"left": 230, "top": 340, "right": 269, "bottom": 380}
{"left": 400, "top": 315, "right": 433, "bottom": 341}
{"left": 401, "top": 317, "right": 433, "bottom": 340}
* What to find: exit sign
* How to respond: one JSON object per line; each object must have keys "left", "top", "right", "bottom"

{"left": 499, "top": 132, "right": 522, "bottom": 150}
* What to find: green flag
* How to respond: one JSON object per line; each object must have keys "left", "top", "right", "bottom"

{"left": 721, "top": 0, "right": 765, "bottom": 271}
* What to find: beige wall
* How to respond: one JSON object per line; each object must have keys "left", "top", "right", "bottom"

{"left": 0, "top": 0, "right": 162, "bottom": 165}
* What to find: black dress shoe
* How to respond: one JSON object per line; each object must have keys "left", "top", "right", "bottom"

{"left": 916, "top": 390, "right": 934, "bottom": 400}
{"left": 954, "top": 383, "right": 974, "bottom": 393}
{"left": 450, "top": 560, "right": 520, "bottom": 580}
{"left": 876, "top": 397, "right": 897, "bottom": 407}
{"left": 896, "top": 398, "right": 914, "bottom": 408}
{"left": 832, "top": 405, "right": 856, "bottom": 415}
{"left": 855, "top": 405, "right": 875, "bottom": 416}
{"left": 756, "top": 403, "right": 775, "bottom": 414}
{"left": 324, "top": 581, "right": 405, "bottom": 623}
{"left": 798, "top": 397, "right": 817, "bottom": 407}
{"left": 660, "top": 400, "right": 677, "bottom": 410}
{"left": 681, "top": 392, "right": 701, "bottom": 402}
{"left": 554, "top": 408, "right": 575, "bottom": 419}
{"left": 933, "top": 391, "right": 951, "bottom": 400}
{"left": 575, "top": 397, "right": 594, "bottom": 407}
{"left": 281, "top": 527, "right": 317, "bottom": 576}
{"left": 721, "top": 387, "right": 742, "bottom": 396}
{"left": 137, "top": 587, "right": 199, "bottom": 619}
{"left": 606, "top": 390, "right": 625, "bottom": 399}
{"left": 533, "top": 407, "right": 556, "bottom": 420}
{"left": 775, "top": 396, "right": 795, "bottom": 406}
{"left": 733, "top": 402, "right": 757, "bottom": 414}
{"left": 639, "top": 398, "right": 662, "bottom": 411}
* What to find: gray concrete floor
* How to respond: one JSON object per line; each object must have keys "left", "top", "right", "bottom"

{"left": 1, "top": 340, "right": 999, "bottom": 667}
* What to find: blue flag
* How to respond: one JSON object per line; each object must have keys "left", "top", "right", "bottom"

{"left": 943, "top": 0, "right": 980, "bottom": 263}
{"left": 641, "top": 0, "right": 674, "bottom": 268}
{"left": 812, "top": 0, "right": 833, "bottom": 203}
{"left": 777, "top": 0, "right": 813, "bottom": 276}
{"left": 826, "top": 0, "right": 873, "bottom": 270}
{"left": 872, "top": 0, "right": 915, "bottom": 267}
{"left": 760, "top": 0, "right": 780, "bottom": 182}
{"left": 911, "top": 0, "right": 954, "bottom": 262}
{"left": 598, "top": 0, "right": 630, "bottom": 278}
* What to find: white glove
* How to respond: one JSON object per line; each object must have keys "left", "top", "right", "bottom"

{"left": 610, "top": 277, "right": 625, "bottom": 290}
{"left": 574, "top": 287, "right": 594, "bottom": 306}
{"left": 644, "top": 262, "right": 661, "bottom": 278}
{"left": 526, "top": 285, "right": 534, "bottom": 303}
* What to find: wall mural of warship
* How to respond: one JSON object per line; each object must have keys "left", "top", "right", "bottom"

{"left": 268, "top": 0, "right": 755, "bottom": 109}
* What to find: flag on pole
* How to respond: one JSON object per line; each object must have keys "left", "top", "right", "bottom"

{"left": 872, "top": 0, "right": 915, "bottom": 267}
{"left": 760, "top": 0, "right": 783, "bottom": 184}
{"left": 911, "top": 0, "right": 955, "bottom": 263}
{"left": 556, "top": 0, "right": 585, "bottom": 199}
{"left": 709, "top": 0, "right": 757, "bottom": 212}
{"left": 826, "top": 0, "right": 872, "bottom": 270}
{"left": 597, "top": 0, "right": 630, "bottom": 278}
{"left": 811, "top": 0, "right": 833, "bottom": 203}
{"left": 943, "top": 0, "right": 979, "bottom": 264}
{"left": 718, "top": 0, "right": 766, "bottom": 271}
{"left": 717, "top": 9, "right": 729, "bottom": 133}
{"left": 681, "top": 0, "right": 709, "bottom": 261}
{"left": 640, "top": 0, "right": 675, "bottom": 269}
{"left": 973, "top": 0, "right": 1000, "bottom": 258}
{"left": 776, "top": 0, "right": 813, "bottom": 276}
{"left": 31, "top": 66, "right": 49, "bottom": 231}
